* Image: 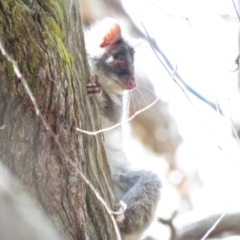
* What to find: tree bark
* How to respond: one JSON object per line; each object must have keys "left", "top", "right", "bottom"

{"left": 0, "top": 0, "right": 117, "bottom": 239}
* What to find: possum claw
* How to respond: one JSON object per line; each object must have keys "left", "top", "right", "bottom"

{"left": 111, "top": 201, "right": 127, "bottom": 223}
{"left": 87, "top": 75, "right": 102, "bottom": 97}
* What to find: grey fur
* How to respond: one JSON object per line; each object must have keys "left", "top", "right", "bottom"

{"left": 85, "top": 18, "right": 161, "bottom": 240}
{"left": 114, "top": 169, "right": 161, "bottom": 237}
{"left": 100, "top": 91, "right": 123, "bottom": 124}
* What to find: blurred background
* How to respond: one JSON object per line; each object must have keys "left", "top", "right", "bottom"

{"left": 81, "top": 0, "right": 240, "bottom": 239}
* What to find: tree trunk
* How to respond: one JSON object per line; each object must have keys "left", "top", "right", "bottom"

{"left": 0, "top": 0, "right": 117, "bottom": 239}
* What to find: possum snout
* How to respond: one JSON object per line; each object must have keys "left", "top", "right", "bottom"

{"left": 126, "top": 77, "right": 137, "bottom": 90}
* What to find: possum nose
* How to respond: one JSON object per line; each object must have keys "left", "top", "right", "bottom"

{"left": 127, "top": 78, "right": 137, "bottom": 89}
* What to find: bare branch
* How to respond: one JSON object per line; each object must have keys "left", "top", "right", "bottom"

{"left": 175, "top": 212, "right": 240, "bottom": 240}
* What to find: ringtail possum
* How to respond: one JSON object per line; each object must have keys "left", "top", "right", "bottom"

{"left": 85, "top": 18, "right": 161, "bottom": 240}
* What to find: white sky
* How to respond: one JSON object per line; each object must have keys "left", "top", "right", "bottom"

{"left": 121, "top": 1, "right": 240, "bottom": 238}
{"left": 121, "top": 0, "right": 240, "bottom": 170}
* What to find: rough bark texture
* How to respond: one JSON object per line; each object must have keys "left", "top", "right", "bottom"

{"left": 0, "top": 0, "right": 117, "bottom": 239}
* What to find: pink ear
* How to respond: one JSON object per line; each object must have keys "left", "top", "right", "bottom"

{"left": 100, "top": 19, "right": 121, "bottom": 48}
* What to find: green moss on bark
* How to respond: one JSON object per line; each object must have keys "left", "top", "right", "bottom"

{"left": 0, "top": 0, "right": 71, "bottom": 94}
{"left": 6, "top": 60, "right": 14, "bottom": 78}
{"left": 42, "top": 15, "right": 72, "bottom": 72}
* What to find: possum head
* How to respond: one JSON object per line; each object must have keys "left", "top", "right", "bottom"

{"left": 86, "top": 18, "right": 136, "bottom": 94}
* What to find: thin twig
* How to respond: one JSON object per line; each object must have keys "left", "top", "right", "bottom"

{"left": 172, "top": 62, "right": 178, "bottom": 77}
{"left": 214, "top": 98, "right": 221, "bottom": 116}
{"left": 141, "top": 22, "right": 195, "bottom": 107}
{"left": 200, "top": 211, "right": 228, "bottom": 240}
{"left": 76, "top": 88, "right": 167, "bottom": 135}
{"left": 148, "top": 0, "right": 191, "bottom": 28}
{"left": 0, "top": 42, "right": 122, "bottom": 240}
{"left": 231, "top": 0, "right": 240, "bottom": 21}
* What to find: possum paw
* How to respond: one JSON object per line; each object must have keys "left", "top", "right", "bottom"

{"left": 112, "top": 201, "right": 127, "bottom": 223}
{"left": 87, "top": 75, "right": 102, "bottom": 97}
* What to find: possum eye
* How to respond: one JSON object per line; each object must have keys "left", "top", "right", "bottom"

{"left": 115, "top": 59, "right": 126, "bottom": 68}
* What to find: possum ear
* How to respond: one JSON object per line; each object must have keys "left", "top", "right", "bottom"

{"left": 100, "top": 18, "right": 121, "bottom": 48}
